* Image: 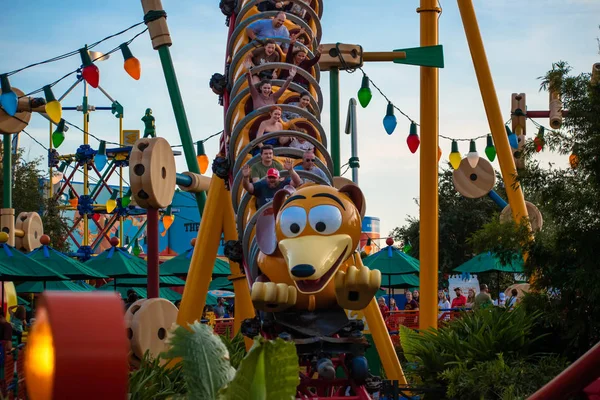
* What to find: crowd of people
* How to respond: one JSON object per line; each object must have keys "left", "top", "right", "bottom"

{"left": 377, "top": 285, "right": 521, "bottom": 330}
{"left": 239, "top": 7, "right": 329, "bottom": 204}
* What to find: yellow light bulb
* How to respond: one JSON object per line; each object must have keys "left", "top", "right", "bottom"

{"left": 449, "top": 152, "right": 462, "bottom": 170}
{"left": 106, "top": 199, "right": 117, "bottom": 213}
{"left": 197, "top": 154, "right": 209, "bottom": 175}
{"left": 25, "top": 309, "right": 54, "bottom": 400}
{"left": 45, "top": 100, "right": 62, "bottom": 124}
{"left": 163, "top": 214, "right": 175, "bottom": 231}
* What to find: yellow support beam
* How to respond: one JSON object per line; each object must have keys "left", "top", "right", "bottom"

{"left": 457, "top": 0, "right": 530, "bottom": 226}
{"left": 418, "top": 0, "right": 441, "bottom": 332}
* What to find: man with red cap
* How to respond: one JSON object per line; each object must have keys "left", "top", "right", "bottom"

{"left": 242, "top": 158, "right": 302, "bottom": 208}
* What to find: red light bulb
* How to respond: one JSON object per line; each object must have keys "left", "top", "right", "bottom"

{"left": 407, "top": 134, "right": 420, "bottom": 154}
{"left": 533, "top": 136, "right": 544, "bottom": 152}
{"left": 82, "top": 64, "right": 100, "bottom": 88}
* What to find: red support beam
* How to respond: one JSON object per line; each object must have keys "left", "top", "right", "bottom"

{"left": 146, "top": 208, "right": 159, "bottom": 298}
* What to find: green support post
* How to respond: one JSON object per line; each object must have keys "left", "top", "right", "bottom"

{"left": 157, "top": 47, "right": 206, "bottom": 215}
{"left": 329, "top": 67, "right": 341, "bottom": 176}
{"left": 3, "top": 135, "right": 11, "bottom": 208}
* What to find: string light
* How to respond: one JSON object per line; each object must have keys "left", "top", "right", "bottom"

{"left": 68, "top": 189, "right": 78, "bottom": 208}
{"left": 534, "top": 126, "right": 545, "bottom": 152}
{"left": 357, "top": 75, "right": 372, "bottom": 108}
{"left": 120, "top": 43, "right": 141, "bottom": 80}
{"left": 0, "top": 74, "right": 18, "bottom": 116}
{"left": 383, "top": 102, "right": 397, "bottom": 135}
{"left": 43, "top": 85, "right": 62, "bottom": 124}
{"left": 162, "top": 205, "right": 175, "bottom": 232}
{"left": 406, "top": 122, "right": 420, "bottom": 153}
{"left": 485, "top": 134, "right": 496, "bottom": 162}
{"left": 467, "top": 139, "right": 480, "bottom": 168}
{"left": 449, "top": 140, "right": 461, "bottom": 170}
{"left": 79, "top": 47, "right": 100, "bottom": 88}
{"left": 196, "top": 141, "right": 209, "bottom": 174}
{"left": 52, "top": 119, "right": 66, "bottom": 148}
{"left": 95, "top": 140, "right": 108, "bottom": 171}
{"left": 51, "top": 162, "right": 68, "bottom": 184}
{"left": 106, "top": 190, "right": 119, "bottom": 213}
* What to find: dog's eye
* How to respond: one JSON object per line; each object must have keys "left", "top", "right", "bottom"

{"left": 308, "top": 205, "right": 342, "bottom": 235}
{"left": 279, "top": 206, "right": 307, "bottom": 237}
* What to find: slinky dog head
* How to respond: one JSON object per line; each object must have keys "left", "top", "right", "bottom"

{"left": 268, "top": 184, "right": 363, "bottom": 295}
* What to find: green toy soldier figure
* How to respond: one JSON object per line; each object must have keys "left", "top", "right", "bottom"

{"left": 141, "top": 108, "right": 156, "bottom": 138}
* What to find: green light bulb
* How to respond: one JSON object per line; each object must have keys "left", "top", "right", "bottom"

{"left": 357, "top": 75, "right": 372, "bottom": 108}
{"left": 485, "top": 134, "right": 496, "bottom": 162}
{"left": 52, "top": 119, "right": 66, "bottom": 148}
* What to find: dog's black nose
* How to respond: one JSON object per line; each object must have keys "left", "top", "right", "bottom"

{"left": 291, "top": 264, "right": 315, "bottom": 278}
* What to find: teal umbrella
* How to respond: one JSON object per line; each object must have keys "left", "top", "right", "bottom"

{"left": 363, "top": 246, "right": 420, "bottom": 275}
{"left": 0, "top": 237, "right": 68, "bottom": 281}
{"left": 28, "top": 244, "right": 107, "bottom": 280}
{"left": 98, "top": 285, "right": 216, "bottom": 305}
{"left": 364, "top": 246, "right": 420, "bottom": 306}
{"left": 86, "top": 245, "right": 153, "bottom": 278}
{"left": 160, "top": 246, "right": 231, "bottom": 277}
{"left": 380, "top": 274, "right": 420, "bottom": 289}
{"left": 209, "top": 277, "right": 234, "bottom": 291}
{"left": 16, "top": 280, "right": 95, "bottom": 293}
{"left": 112, "top": 276, "right": 186, "bottom": 287}
{"left": 454, "top": 252, "right": 524, "bottom": 274}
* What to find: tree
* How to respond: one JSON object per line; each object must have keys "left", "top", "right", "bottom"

{"left": 390, "top": 167, "right": 503, "bottom": 280}
{"left": 0, "top": 147, "right": 70, "bottom": 252}
{"left": 470, "top": 60, "right": 600, "bottom": 359}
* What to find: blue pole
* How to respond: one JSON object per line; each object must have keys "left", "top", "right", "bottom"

{"left": 488, "top": 190, "right": 508, "bottom": 209}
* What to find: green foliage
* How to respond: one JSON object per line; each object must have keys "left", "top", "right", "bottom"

{"left": 219, "top": 332, "right": 247, "bottom": 369}
{"left": 390, "top": 168, "right": 502, "bottom": 278}
{"left": 156, "top": 323, "right": 299, "bottom": 400}
{"left": 399, "top": 307, "right": 546, "bottom": 386}
{"left": 219, "top": 337, "right": 299, "bottom": 400}
{"left": 441, "top": 354, "right": 567, "bottom": 400}
{"left": 467, "top": 217, "right": 531, "bottom": 267}
{"left": 128, "top": 351, "right": 187, "bottom": 400}
{"left": 163, "top": 323, "right": 236, "bottom": 400}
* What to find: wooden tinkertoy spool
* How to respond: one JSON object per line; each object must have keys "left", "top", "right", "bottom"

{"left": 0, "top": 209, "right": 44, "bottom": 251}
{"left": 452, "top": 158, "right": 496, "bottom": 199}
{"left": 500, "top": 201, "right": 544, "bottom": 232}
{"left": 129, "top": 137, "right": 176, "bottom": 209}
{"left": 124, "top": 298, "right": 178, "bottom": 366}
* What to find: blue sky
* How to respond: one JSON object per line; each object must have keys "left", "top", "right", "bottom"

{"left": 2, "top": 0, "right": 599, "bottom": 238}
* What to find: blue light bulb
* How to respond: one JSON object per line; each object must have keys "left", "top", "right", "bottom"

{"left": 506, "top": 126, "right": 519, "bottom": 149}
{"left": 0, "top": 74, "right": 18, "bottom": 117}
{"left": 383, "top": 103, "right": 397, "bottom": 135}
{"left": 95, "top": 140, "right": 108, "bottom": 171}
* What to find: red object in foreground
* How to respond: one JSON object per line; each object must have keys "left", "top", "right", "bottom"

{"left": 82, "top": 64, "right": 100, "bottom": 88}
{"left": 386, "top": 237, "right": 394, "bottom": 246}
{"left": 147, "top": 208, "right": 160, "bottom": 298}
{"left": 26, "top": 292, "right": 128, "bottom": 400}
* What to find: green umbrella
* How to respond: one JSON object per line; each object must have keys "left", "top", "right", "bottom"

{"left": 161, "top": 247, "right": 231, "bottom": 277}
{"left": 380, "top": 274, "right": 420, "bottom": 289}
{"left": 363, "top": 246, "right": 420, "bottom": 276}
{"left": 86, "top": 245, "right": 169, "bottom": 278}
{"left": 113, "top": 276, "right": 186, "bottom": 287}
{"left": 454, "top": 252, "right": 524, "bottom": 274}
{"left": 454, "top": 252, "right": 524, "bottom": 299}
{"left": 98, "top": 285, "right": 216, "bottom": 305}
{"left": 209, "top": 277, "right": 234, "bottom": 291}
{"left": 16, "top": 280, "right": 95, "bottom": 293}
{"left": 28, "top": 245, "right": 107, "bottom": 280}
{"left": 0, "top": 239, "right": 68, "bottom": 281}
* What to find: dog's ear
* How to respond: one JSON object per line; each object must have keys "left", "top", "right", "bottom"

{"left": 338, "top": 184, "right": 364, "bottom": 217}
{"left": 256, "top": 207, "right": 277, "bottom": 255}
{"left": 272, "top": 186, "right": 295, "bottom": 217}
